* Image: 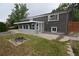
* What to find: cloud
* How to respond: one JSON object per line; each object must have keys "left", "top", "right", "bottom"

{"left": 27, "top": 3, "right": 60, "bottom": 16}
{"left": 0, "top": 3, "right": 60, "bottom": 22}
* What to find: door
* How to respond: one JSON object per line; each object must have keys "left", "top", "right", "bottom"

{"left": 38, "top": 23, "right": 44, "bottom": 33}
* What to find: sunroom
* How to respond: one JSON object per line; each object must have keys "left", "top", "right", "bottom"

{"left": 14, "top": 20, "right": 44, "bottom": 33}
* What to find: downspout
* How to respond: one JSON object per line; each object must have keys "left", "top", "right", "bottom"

{"left": 66, "top": 10, "right": 69, "bottom": 34}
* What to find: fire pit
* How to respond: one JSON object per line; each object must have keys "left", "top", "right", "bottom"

{"left": 9, "top": 37, "right": 29, "bottom": 46}
{"left": 15, "top": 37, "right": 26, "bottom": 42}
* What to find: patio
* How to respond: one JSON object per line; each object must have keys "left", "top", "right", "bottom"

{"left": 9, "top": 29, "right": 79, "bottom": 41}
{"left": 9, "top": 30, "right": 60, "bottom": 40}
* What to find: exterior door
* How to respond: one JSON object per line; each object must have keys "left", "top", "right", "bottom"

{"left": 38, "top": 23, "right": 44, "bottom": 33}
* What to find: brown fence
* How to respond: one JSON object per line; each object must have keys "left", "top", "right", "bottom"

{"left": 68, "top": 22, "right": 79, "bottom": 32}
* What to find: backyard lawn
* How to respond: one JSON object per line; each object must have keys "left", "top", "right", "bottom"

{"left": 71, "top": 40, "right": 79, "bottom": 56}
{"left": 0, "top": 33, "right": 68, "bottom": 56}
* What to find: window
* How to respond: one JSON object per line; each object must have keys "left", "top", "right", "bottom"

{"left": 25, "top": 25, "right": 28, "bottom": 29}
{"left": 30, "top": 23, "right": 35, "bottom": 30}
{"left": 48, "top": 14, "right": 59, "bottom": 21}
{"left": 51, "top": 27, "right": 57, "bottom": 33}
{"left": 24, "top": 25, "right": 26, "bottom": 29}
{"left": 19, "top": 25, "right": 22, "bottom": 29}
{"left": 50, "top": 15, "right": 57, "bottom": 20}
{"left": 37, "top": 23, "right": 38, "bottom": 29}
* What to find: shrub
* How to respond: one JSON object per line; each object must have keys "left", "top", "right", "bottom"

{"left": 71, "top": 9, "right": 79, "bottom": 21}
{"left": 0, "top": 22, "right": 7, "bottom": 32}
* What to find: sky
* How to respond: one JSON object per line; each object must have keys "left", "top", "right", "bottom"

{"left": 0, "top": 3, "right": 60, "bottom": 22}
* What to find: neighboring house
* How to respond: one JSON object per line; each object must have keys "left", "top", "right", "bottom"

{"left": 14, "top": 10, "right": 71, "bottom": 34}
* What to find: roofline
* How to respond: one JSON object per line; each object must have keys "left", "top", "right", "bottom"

{"left": 27, "top": 10, "right": 69, "bottom": 19}
{"left": 27, "top": 12, "right": 51, "bottom": 19}
{"left": 14, "top": 10, "right": 69, "bottom": 24}
{"left": 14, "top": 20, "right": 44, "bottom": 24}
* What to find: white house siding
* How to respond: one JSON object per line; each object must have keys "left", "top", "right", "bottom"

{"left": 17, "top": 23, "right": 38, "bottom": 34}
{"left": 17, "top": 21, "right": 44, "bottom": 34}
{"left": 18, "top": 29, "right": 37, "bottom": 34}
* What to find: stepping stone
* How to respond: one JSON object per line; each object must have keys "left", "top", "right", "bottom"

{"left": 59, "top": 36, "right": 70, "bottom": 42}
{"left": 66, "top": 43, "right": 75, "bottom": 56}
{"left": 67, "top": 51, "right": 74, "bottom": 56}
{"left": 67, "top": 47, "right": 73, "bottom": 51}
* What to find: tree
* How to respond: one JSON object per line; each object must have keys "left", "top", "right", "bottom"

{"left": 7, "top": 3, "right": 28, "bottom": 26}
{"left": 56, "top": 3, "right": 70, "bottom": 11}
{"left": 51, "top": 3, "right": 70, "bottom": 13}
{"left": 69, "top": 3, "right": 79, "bottom": 21}
{"left": 0, "top": 22, "right": 7, "bottom": 32}
{"left": 52, "top": 3, "right": 79, "bottom": 21}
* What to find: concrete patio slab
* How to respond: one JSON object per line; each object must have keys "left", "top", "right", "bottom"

{"left": 59, "top": 36, "right": 70, "bottom": 42}
{"left": 9, "top": 30, "right": 60, "bottom": 40}
{"left": 34, "top": 33, "right": 60, "bottom": 40}
{"left": 8, "top": 30, "right": 79, "bottom": 42}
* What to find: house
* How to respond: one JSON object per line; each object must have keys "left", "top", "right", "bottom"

{"left": 14, "top": 10, "right": 71, "bottom": 34}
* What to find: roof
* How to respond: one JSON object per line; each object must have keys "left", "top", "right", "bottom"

{"left": 27, "top": 12, "right": 51, "bottom": 19}
{"left": 14, "top": 20, "right": 44, "bottom": 24}
{"left": 26, "top": 10, "right": 69, "bottom": 19}
{"left": 19, "top": 13, "right": 51, "bottom": 22}
{"left": 14, "top": 10, "right": 69, "bottom": 24}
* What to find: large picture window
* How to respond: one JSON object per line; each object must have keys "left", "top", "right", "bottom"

{"left": 30, "top": 23, "right": 35, "bottom": 30}
{"left": 50, "top": 15, "right": 57, "bottom": 20}
{"left": 19, "top": 25, "right": 22, "bottom": 29}
{"left": 25, "top": 24, "right": 28, "bottom": 29}
{"left": 24, "top": 25, "right": 26, "bottom": 29}
{"left": 48, "top": 14, "right": 59, "bottom": 21}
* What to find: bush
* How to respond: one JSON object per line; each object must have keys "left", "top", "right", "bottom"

{"left": 0, "top": 22, "right": 7, "bottom": 32}
{"left": 71, "top": 9, "right": 79, "bottom": 21}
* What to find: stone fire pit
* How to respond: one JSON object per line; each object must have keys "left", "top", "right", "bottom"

{"left": 15, "top": 37, "right": 26, "bottom": 42}
{"left": 9, "top": 37, "right": 29, "bottom": 46}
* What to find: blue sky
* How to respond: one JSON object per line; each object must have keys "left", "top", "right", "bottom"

{"left": 0, "top": 3, "right": 60, "bottom": 22}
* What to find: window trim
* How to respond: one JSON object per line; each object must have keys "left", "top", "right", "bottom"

{"left": 25, "top": 24, "right": 28, "bottom": 29}
{"left": 48, "top": 13, "right": 59, "bottom": 21}
{"left": 51, "top": 27, "right": 57, "bottom": 33}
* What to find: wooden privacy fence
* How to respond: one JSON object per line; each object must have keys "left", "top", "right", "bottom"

{"left": 68, "top": 22, "right": 79, "bottom": 32}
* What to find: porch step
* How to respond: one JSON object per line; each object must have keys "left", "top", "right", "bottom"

{"left": 66, "top": 43, "right": 75, "bottom": 56}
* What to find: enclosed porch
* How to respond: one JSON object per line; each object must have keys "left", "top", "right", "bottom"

{"left": 14, "top": 21, "right": 44, "bottom": 33}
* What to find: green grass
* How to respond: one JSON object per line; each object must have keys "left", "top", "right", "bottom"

{"left": 0, "top": 33, "right": 68, "bottom": 56}
{"left": 71, "top": 41, "right": 79, "bottom": 56}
